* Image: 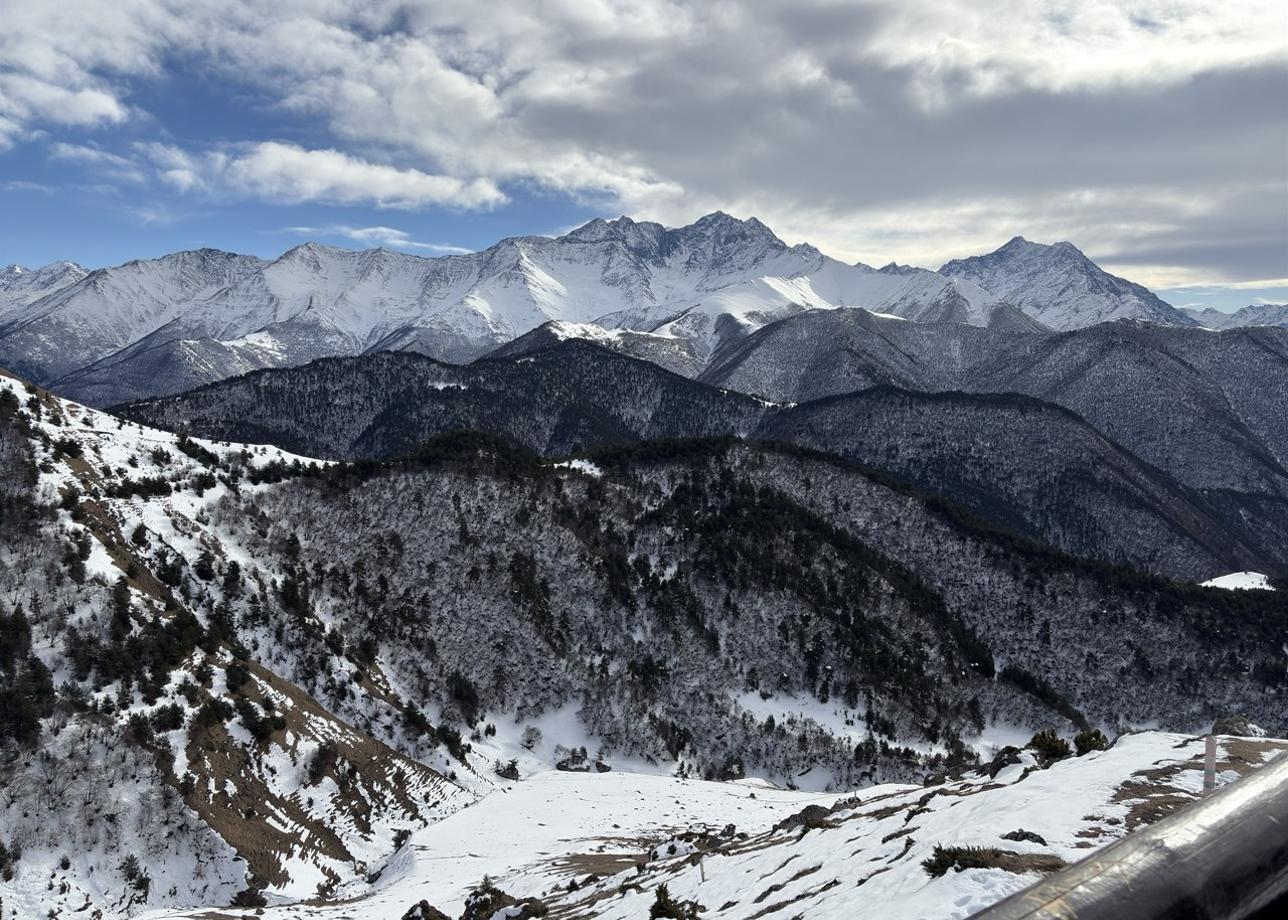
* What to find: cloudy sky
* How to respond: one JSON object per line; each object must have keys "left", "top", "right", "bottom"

{"left": 1, "top": 0, "right": 1285, "bottom": 309}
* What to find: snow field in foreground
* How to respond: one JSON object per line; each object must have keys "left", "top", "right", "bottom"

{"left": 142, "top": 732, "right": 1287, "bottom": 920}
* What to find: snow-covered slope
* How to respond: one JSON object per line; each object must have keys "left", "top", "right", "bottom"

{"left": 0, "top": 249, "right": 264, "bottom": 381}
{"left": 52, "top": 331, "right": 288, "bottom": 406}
{"left": 0, "top": 371, "right": 472, "bottom": 917}
{"left": 939, "top": 237, "right": 1195, "bottom": 330}
{"left": 146, "top": 732, "right": 1288, "bottom": 920}
{"left": 1182, "top": 303, "right": 1288, "bottom": 330}
{"left": 259, "top": 771, "right": 849, "bottom": 918}
{"left": 488, "top": 320, "right": 709, "bottom": 377}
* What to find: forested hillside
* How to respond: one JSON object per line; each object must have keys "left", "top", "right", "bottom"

{"left": 0, "top": 375, "right": 468, "bottom": 915}
{"left": 2, "top": 371, "right": 1285, "bottom": 917}
{"left": 120, "top": 342, "right": 1288, "bottom": 582}
{"left": 704, "top": 312, "right": 1288, "bottom": 497}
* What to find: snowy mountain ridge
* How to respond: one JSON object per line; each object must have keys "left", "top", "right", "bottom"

{"left": 0, "top": 259, "right": 86, "bottom": 290}
{"left": 939, "top": 236, "right": 1195, "bottom": 329}
{"left": 0, "top": 258, "right": 88, "bottom": 320}
{"left": 1181, "top": 302, "right": 1288, "bottom": 330}
{"left": 0, "top": 215, "right": 1198, "bottom": 405}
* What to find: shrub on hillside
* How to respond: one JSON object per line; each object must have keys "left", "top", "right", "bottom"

{"left": 1027, "top": 729, "right": 1072, "bottom": 764}
{"left": 1074, "top": 729, "right": 1109, "bottom": 756}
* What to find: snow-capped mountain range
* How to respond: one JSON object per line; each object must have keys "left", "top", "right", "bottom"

{"left": 1181, "top": 303, "right": 1288, "bottom": 329}
{"left": 0, "top": 213, "right": 1271, "bottom": 405}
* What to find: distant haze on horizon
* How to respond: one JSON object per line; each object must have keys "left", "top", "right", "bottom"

{"left": 1, "top": 1, "right": 1284, "bottom": 311}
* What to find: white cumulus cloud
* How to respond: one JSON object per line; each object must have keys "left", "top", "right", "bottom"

{"left": 143, "top": 141, "right": 505, "bottom": 210}
{"left": 282, "top": 224, "right": 472, "bottom": 253}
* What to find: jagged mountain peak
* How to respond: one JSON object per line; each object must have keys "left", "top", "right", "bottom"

{"left": 121, "top": 246, "right": 249, "bottom": 268}
{"left": 967, "top": 235, "right": 1082, "bottom": 261}
{"left": 940, "top": 236, "right": 1194, "bottom": 330}
{"left": 0, "top": 259, "right": 86, "bottom": 293}
{"left": 560, "top": 214, "right": 667, "bottom": 259}
{"left": 693, "top": 209, "right": 764, "bottom": 229}
{"left": 983, "top": 236, "right": 1093, "bottom": 266}
{"left": 274, "top": 240, "right": 357, "bottom": 264}
{"left": 6, "top": 258, "right": 80, "bottom": 274}
{"left": 562, "top": 211, "right": 786, "bottom": 264}
{"left": 565, "top": 215, "right": 612, "bottom": 236}
{"left": 565, "top": 213, "right": 648, "bottom": 237}
{"left": 680, "top": 210, "right": 781, "bottom": 244}
{"left": 789, "top": 241, "right": 824, "bottom": 258}
{"left": 663, "top": 212, "right": 791, "bottom": 280}
{"left": 876, "top": 262, "right": 923, "bottom": 276}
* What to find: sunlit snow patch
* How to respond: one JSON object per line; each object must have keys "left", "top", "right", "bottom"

{"left": 1201, "top": 572, "right": 1273, "bottom": 591}
{"left": 553, "top": 458, "right": 604, "bottom": 477}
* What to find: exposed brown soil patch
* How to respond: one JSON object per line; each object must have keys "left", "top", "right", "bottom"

{"left": 553, "top": 851, "right": 643, "bottom": 879}
{"left": 171, "top": 655, "right": 458, "bottom": 896}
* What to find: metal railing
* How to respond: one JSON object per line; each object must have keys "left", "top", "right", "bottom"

{"left": 972, "top": 747, "right": 1288, "bottom": 920}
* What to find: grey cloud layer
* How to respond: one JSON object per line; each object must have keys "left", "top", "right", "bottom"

{"left": 2, "top": 0, "right": 1284, "bottom": 285}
